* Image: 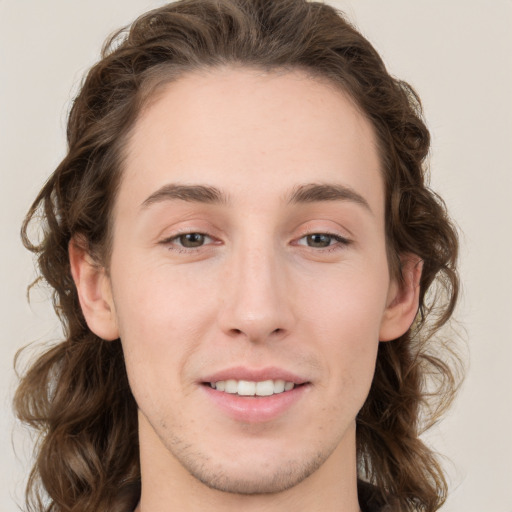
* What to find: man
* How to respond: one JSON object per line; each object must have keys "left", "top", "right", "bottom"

{"left": 14, "top": 1, "right": 460, "bottom": 511}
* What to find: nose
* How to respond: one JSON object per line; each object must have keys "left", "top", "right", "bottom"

{"left": 217, "top": 242, "right": 295, "bottom": 343}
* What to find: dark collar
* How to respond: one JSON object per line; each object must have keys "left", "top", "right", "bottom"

{"left": 358, "top": 479, "right": 393, "bottom": 512}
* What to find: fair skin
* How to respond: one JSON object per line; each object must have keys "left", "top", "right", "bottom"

{"left": 70, "top": 68, "right": 421, "bottom": 512}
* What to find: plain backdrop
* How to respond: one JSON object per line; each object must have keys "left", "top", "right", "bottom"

{"left": 1, "top": 1, "right": 511, "bottom": 511}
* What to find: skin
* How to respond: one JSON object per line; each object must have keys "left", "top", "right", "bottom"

{"left": 70, "top": 67, "right": 421, "bottom": 512}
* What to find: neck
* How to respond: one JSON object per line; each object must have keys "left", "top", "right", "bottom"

{"left": 136, "top": 416, "right": 362, "bottom": 512}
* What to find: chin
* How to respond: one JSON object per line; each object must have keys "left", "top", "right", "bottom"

{"left": 187, "top": 455, "right": 326, "bottom": 495}
{"left": 167, "top": 436, "right": 331, "bottom": 496}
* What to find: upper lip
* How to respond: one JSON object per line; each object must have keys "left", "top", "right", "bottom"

{"left": 201, "top": 366, "right": 308, "bottom": 385}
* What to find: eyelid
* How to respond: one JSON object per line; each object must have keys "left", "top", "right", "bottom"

{"left": 294, "top": 221, "right": 352, "bottom": 241}
{"left": 294, "top": 232, "right": 351, "bottom": 249}
{"left": 157, "top": 223, "right": 353, "bottom": 252}
{"left": 159, "top": 228, "right": 219, "bottom": 251}
{"left": 296, "top": 232, "right": 350, "bottom": 243}
{"left": 160, "top": 231, "right": 212, "bottom": 243}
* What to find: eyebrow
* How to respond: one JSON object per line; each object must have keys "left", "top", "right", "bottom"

{"left": 140, "top": 181, "right": 371, "bottom": 213}
{"left": 141, "top": 184, "right": 229, "bottom": 208}
{"left": 287, "top": 183, "right": 372, "bottom": 213}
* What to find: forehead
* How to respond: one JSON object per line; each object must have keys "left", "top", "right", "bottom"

{"left": 119, "top": 67, "right": 382, "bottom": 214}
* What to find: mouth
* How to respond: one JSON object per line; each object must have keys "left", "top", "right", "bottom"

{"left": 200, "top": 367, "right": 310, "bottom": 422}
{"left": 204, "top": 379, "right": 304, "bottom": 397}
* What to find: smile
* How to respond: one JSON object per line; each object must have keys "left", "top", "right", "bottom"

{"left": 209, "top": 379, "right": 296, "bottom": 396}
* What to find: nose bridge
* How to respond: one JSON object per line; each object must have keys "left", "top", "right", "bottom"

{"left": 219, "top": 232, "right": 293, "bottom": 342}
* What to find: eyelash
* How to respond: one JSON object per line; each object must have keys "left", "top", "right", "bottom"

{"left": 159, "top": 230, "right": 351, "bottom": 253}
{"left": 159, "top": 231, "right": 216, "bottom": 253}
{"left": 295, "top": 232, "right": 351, "bottom": 252}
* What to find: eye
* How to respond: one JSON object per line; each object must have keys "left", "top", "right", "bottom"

{"left": 162, "top": 232, "right": 213, "bottom": 249}
{"left": 180, "top": 233, "right": 208, "bottom": 247}
{"left": 296, "top": 233, "right": 349, "bottom": 249}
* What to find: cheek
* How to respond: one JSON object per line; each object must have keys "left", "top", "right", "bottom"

{"left": 110, "top": 262, "right": 220, "bottom": 397}
{"left": 112, "top": 256, "right": 219, "bottom": 333}
{"left": 314, "top": 320, "right": 379, "bottom": 430}
{"left": 301, "top": 258, "right": 389, "bottom": 339}
{"left": 299, "top": 264, "right": 388, "bottom": 397}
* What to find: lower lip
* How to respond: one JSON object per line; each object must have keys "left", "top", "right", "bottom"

{"left": 202, "top": 384, "right": 308, "bottom": 423}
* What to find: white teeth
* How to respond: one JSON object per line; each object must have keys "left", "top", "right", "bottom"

{"left": 238, "top": 380, "right": 256, "bottom": 396}
{"left": 273, "top": 379, "right": 285, "bottom": 393}
{"left": 210, "top": 379, "right": 296, "bottom": 396}
{"left": 225, "top": 379, "right": 238, "bottom": 394}
{"left": 255, "top": 380, "right": 274, "bottom": 396}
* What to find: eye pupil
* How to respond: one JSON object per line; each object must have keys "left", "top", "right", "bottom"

{"left": 179, "top": 233, "right": 205, "bottom": 247}
{"left": 307, "top": 234, "right": 331, "bottom": 248}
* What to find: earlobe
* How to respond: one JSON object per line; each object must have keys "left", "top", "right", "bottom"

{"left": 379, "top": 254, "right": 423, "bottom": 342}
{"left": 69, "top": 238, "right": 119, "bottom": 341}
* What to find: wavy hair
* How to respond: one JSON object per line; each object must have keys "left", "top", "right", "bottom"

{"left": 14, "top": 1, "right": 461, "bottom": 511}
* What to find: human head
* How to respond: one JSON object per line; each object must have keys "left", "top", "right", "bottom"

{"left": 16, "top": 1, "right": 460, "bottom": 511}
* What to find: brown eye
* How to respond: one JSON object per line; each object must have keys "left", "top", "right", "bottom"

{"left": 296, "top": 232, "right": 350, "bottom": 250}
{"left": 177, "top": 233, "right": 207, "bottom": 248}
{"left": 306, "top": 234, "right": 334, "bottom": 248}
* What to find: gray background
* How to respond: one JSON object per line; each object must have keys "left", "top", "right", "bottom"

{"left": 1, "top": 1, "right": 511, "bottom": 511}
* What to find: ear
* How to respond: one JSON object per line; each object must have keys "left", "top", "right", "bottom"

{"left": 69, "top": 238, "right": 119, "bottom": 341}
{"left": 379, "top": 254, "right": 423, "bottom": 342}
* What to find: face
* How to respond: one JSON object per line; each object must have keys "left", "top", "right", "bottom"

{"left": 97, "top": 68, "right": 406, "bottom": 494}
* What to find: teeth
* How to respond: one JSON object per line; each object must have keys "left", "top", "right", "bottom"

{"left": 255, "top": 380, "right": 273, "bottom": 396}
{"left": 284, "top": 381, "right": 294, "bottom": 391}
{"left": 273, "top": 379, "right": 285, "bottom": 393}
{"left": 225, "top": 379, "right": 238, "bottom": 394}
{"left": 238, "top": 380, "right": 256, "bottom": 396}
{"left": 210, "top": 379, "right": 296, "bottom": 396}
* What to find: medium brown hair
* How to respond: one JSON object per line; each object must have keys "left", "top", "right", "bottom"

{"left": 15, "top": 1, "right": 461, "bottom": 511}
